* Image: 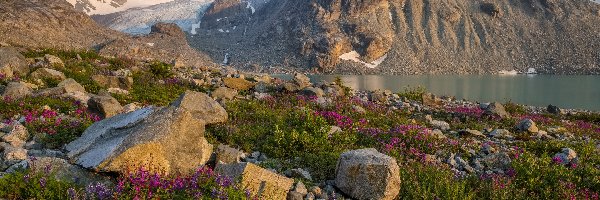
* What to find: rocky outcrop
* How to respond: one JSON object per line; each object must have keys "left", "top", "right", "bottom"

{"left": 2, "top": 82, "right": 33, "bottom": 100}
{"left": 216, "top": 162, "right": 294, "bottom": 199}
{"left": 0, "top": 0, "right": 216, "bottom": 68}
{"left": 66, "top": 91, "right": 225, "bottom": 175}
{"left": 335, "top": 148, "right": 400, "bottom": 200}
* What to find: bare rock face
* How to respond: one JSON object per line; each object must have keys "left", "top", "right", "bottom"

{"left": 0, "top": 0, "right": 123, "bottom": 50}
{"left": 0, "top": 47, "right": 29, "bottom": 78}
{"left": 216, "top": 162, "right": 294, "bottom": 199}
{"left": 98, "top": 23, "right": 215, "bottom": 68}
{"left": 66, "top": 91, "right": 225, "bottom": 175}
{"left": 0, "top": 0, "right": 216, "bottom": 68}
{"left": 335, "top": 148, "right": 401, "bottom": 200}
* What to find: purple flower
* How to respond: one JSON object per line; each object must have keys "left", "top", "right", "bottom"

{"left": 39, "top": 177, "right": 47, "bottom": 188}
{"left": 86, "top": 182, "right": 112, "bottom": 200}
{"left": 552, "top": 155, "right": 564, "bottom": 164}
{"left": 67, "top": 188, "right": 78, "bottom": 199}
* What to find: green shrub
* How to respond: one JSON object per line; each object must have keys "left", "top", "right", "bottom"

{"left": 0, "top": 168, "right": 77, "bottom": 200}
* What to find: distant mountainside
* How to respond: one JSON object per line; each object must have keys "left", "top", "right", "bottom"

{"left": 0, "top": 0, "right": 215, "bottom": 68}
{"left": 188, "top": 0, "right": 600, "bottom": 75}
{"left": 91, "top": 0, "right": 214, "bottom": 35}
{"left": 65, "top": 0, "right": 174, "bottom": 15}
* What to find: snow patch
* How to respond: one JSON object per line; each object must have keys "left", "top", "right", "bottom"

{"left": 246, "top": 1, "right": 256, "bottom": 14}
{"left": 339, "top": 51, "right": 388, "bottom": 68}
{"left": 66, "top": 0, "right": 176, "bottom": 15}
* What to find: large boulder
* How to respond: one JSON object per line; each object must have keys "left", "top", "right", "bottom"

{"left": 335, "top": 148, "right": 400, "bottom": 200}
{"left": 293, "top": 73, "right": 311, "bottom": 89}
{"left": 2, "top": 82, "right": 32, "bottom": 99}
{"left": 216, "top": 162, "right": 294, "bottom": 199}
{"left": 66, "top": 107, "right": 213, "bottom": 175}
{"left": 170, "top": 90, "right": 228, "bottom": 124}
{"left": 0, "top": 47, "right": 28, "bottom": 78}
{"left": 88, "top": 95, "right": 123, "bottom": 118}
{"left": 30, "top": 157, "right": 111, "bottom": 186}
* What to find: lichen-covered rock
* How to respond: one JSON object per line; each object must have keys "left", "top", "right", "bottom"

{"left": 2, "top": 82, "right": 32, "bottom": 99}
{"left": 91, "top": 75, "right": 133, "bottom": 90}
{"left": 335, "top": 148, "right": 400, "bottom": 200}
{"left": 211, "top": 87, "right": 238, "bottom": 101}
{"left": 1, "top": 123, "right": 28, "bottom": 147}
{"left": 0, "top": 47, "right": 28, "bottom": 78}
{"left": 216, "top": 144, "right": 244, "bottom": 164}
{"left": 1, "top": 143, "right": 27, "bottom": 161}
{"left": 293, "top": 73, "right": 311, "bottom": 89}
{"left": 44, "top": 54, "right": 64, "bottom": 68}
{"left": 484, "top": 102, "right": 510, "bottom": 118}
{"left": 30, "top": 68, "right": 66, "bottom": 81}
{"left": 66, "top": 106, "right": 213, "bottom": 175}
{"left": 88, "top": 94, "right": 123, "bottom": 118}
{"left": 223, "top": 77, "right": 254, "bottom": 91}
{"left": 216, "top": 162, "right": 294, "bottom": 199}
{"left": 171, "top": 90, "right": 228, "bottom": 124}
{"left": 553, "top": 148, "right": 577, "bottom": 165}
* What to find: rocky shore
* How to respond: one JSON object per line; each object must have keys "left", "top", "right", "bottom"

{"left": 1, "top": 47, "right": 600, "bottom": 199}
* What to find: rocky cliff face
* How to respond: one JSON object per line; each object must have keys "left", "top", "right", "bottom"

{"left": 189, "top": 0, "right": 600, "bottom": 74}
{"left": 0, "top": 0, "right": 215, "bottom": 68}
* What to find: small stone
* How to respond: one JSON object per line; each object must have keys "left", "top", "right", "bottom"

{"left": 294, "top": 181, "right": 308, "bottom": 195}
{"left": 352, "top": 105, "right": 366, "bottom": 114}
{"left": 293, "top": 73, "right": 311, "bottom": 88}
{"left": 287, "top": 191, "right": 304, "bottom": 200}
{"left": 1, "top": 143, "right": 27, "bottom": 161}
{"left": 88, "top": 94, "right": 123, "bottom": 118}
{"left": 304, "top": 192, "right": 315, "bottom": 200}
{"left": 44, "top": 54, "right": 64, "bottom": 68}
{"left": 1, "top": 123, "right": 28, "bottom": 147}
{"left": 211, "top": 87, "right": 238, "bottom": 101}
{"left": 460, "top": 129, "right": 485, "bottom": 137}
{"left": 553, "top": 148, "right": 577, "bottom": 165}
{"left": 422, "top": 93, "right": 442, "bottom": 107}
{"left": 58, "top": 78, "right": 86, "bottom": 94}
{"left": 291, "top": 168, "right": 313, "bottom": 181}
{"left": 488, "top": 129, "right": 512, "bottom": 139}
{"left": 547, "top": 105, "right": 562, "bottom": 115}
{"left": 484, "top": 102, "right": 510, "bottom": 118}
{"left": 517, "top": 119, "right": 539, "bottom": 133}
{"left": 300, "top": 87, "right": 324, "bottom": 97}
{"left": 30, "top": 68, "right": 66, "bottom": 81}
{"left": 431, "top": 129, "right": 447, "bottom": 139}
{"left": 216, "top": 144, "right": 244, "bottom": 164}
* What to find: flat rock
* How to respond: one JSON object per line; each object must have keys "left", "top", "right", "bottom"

{"left": 223, "top": 77, "right": 254, "bottom": 90}
{"left": 335, "top": 148, "right": 400, "bottom": 200}
{"left": 216, "top": 162, "right": 294, "bottom": 199}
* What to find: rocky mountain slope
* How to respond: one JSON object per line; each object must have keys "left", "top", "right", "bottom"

{"left": 91, "top": 0, "right": 214, "bottom": 35}
{"left": 0, "top": 0, "right": 216, "bottom": 68}
{"left": 66, "top": 0, "right": 174, "bottom": 15}
{"left": 189, "top": 0, "right": 600, "bottom": 74}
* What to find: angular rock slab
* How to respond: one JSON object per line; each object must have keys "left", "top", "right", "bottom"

{"left": 66, "top": 106, "right": 213, "bottom": 175}
{"left": 335, "top": 148, "right": 400, "bottom": 200}
{"left": 216, "top": 162, "right": 294, "bottom": 199}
